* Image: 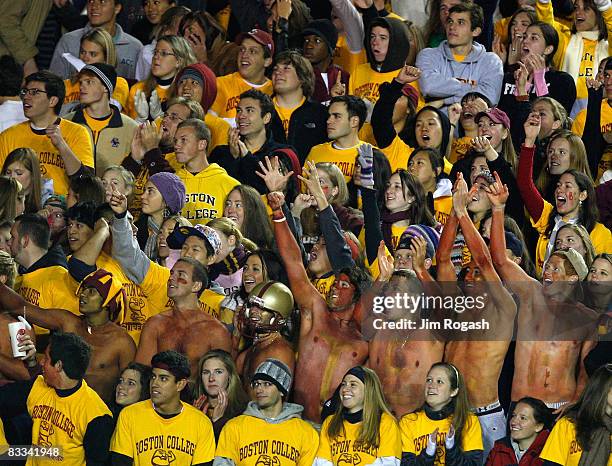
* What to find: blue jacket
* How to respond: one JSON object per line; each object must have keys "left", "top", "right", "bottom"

{"left": 416, "top": 40, "right": 503, "bottom": 107}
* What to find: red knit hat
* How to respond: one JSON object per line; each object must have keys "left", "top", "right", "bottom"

{"left": 175, "top": 63, "right": 218, "bottom": 112}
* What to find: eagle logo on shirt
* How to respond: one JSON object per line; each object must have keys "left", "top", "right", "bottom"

{"left": 111, "top": 137, "right": 120, "bottom": 148}
{"left": 338, "top": 453, "right": 361, "bottom": 466}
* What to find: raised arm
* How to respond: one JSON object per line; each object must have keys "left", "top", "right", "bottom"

{"left": 268, "top": 191, "right": 325, "bottom": 314}
{"left": 517, "top": 113, "right": 546, "bottom": 221}
{"left": 436, "top": 212, "right": 459, "bottom": 282}
{"left": 329, "top": 0, "right": 364, "bottom": 53}
{"left": 0, "top": 283, "right": 77, "bottom": 332}
{"left": 486, "top": 172, "right": 534, "bottom": 285}
{"left": 108, "top": 188, "right": 152, "bottom": 284}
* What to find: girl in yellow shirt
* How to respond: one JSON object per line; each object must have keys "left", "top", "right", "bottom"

{"left": 315, "top": 366, "right": 401, "bottom": 466}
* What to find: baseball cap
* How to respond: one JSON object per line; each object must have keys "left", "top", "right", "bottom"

{"left": 236, "top": 29, "right": 274, "bottom": 57}
{"left": 475, "top": 107, "right": 511, "bottom": 129}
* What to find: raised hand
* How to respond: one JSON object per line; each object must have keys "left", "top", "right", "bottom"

{"left": 46, "top": 124, "right": 66, "bottom": 149}
{"left": 211, "top": 389, "right": 228, "bottom": 421}
{"left": 109, "top": 187, "right": 128, "bottom": 215}
{"left": 395, "top": 64, "right": 421, "bottom": 84}
{"left": 134, "top": 90, "right": 150, "bottom": 123}
{"left": 470, "top": 136, "right": 493, "bottom": 154}
{"left": 356, "top": 143, "right": 374, "bottom": 189}
{"left": 523, "top": 112, "right": 541, "bottom": 146}
{"left": 445, "top": 424, "right": 455, "bottom": 449}
{"left": 586, "top": 77, "right": 603, "bottom": 90}
{"left": 298, "top": 161, "right": 326, "bottom": 201}
{"left": 377, "top": 241, "right": 394, "bottom": 282}
{"left": 330, "top": 72, "right": 346, "bottom": 97}
{"left": 484, "top": 171, "right": 509, "bottom": 208}
{"left": 514, "top": 61, "right": 530, "bottom": 96}
{"left": 256, "top": 155, "right": 293, "bottom": 192}
{"left": 409, "top": 235, "right": 428, "bottom": 273}
{"left": 277, "top": 0, "right": 292, "bottom": 20}
{"left": 187, "top": 32, "right": 207, "bottom": 62}
{"left": 452, "top": 172, "right": 472, "bottom": 217}
{"left": 130, "top": 125, "right": 145, "bottom": 162}
{"left": 140, "top": 121, "right": 161, "bottom": 152}
{"left": 492, "top": 35, "right": 507, "bottom": 64}
{"left": 448, "top": 103, "right": 462, "bottom": 126}
{"left": 508, "top": 32, "right": 523, "bottom": 65}
{"left": 149, "top": 90, "right": 163, "bottom": 120}
{"left": 267, "top": 191, "right": 286, "bottom": 212}
{"left": 228, "top": 127, "right": 248, "bottom": 159}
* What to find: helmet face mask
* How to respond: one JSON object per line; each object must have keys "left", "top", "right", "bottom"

{"left": 236, "top": 281, "right": 294, "bottom": 338}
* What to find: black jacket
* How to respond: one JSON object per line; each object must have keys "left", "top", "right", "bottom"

{"left": 269, "top": 99, "right": 329, "bottom": 164}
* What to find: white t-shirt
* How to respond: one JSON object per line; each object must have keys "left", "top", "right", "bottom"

{"left": 0, "top": 100, "right": 27, "bottom": 133}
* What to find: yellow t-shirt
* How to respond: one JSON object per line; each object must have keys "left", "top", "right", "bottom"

{"left": 0, "top": 120, "right": 94, "bottom": 196}
{"left": 274, "top": 97, "right": 305, "bottom": 136}
{"left": 95, "top": 252, "right": 161, "bottom": 345}
{"left": 305, "top": 141, "right": 364, "bottom": 183}
{"left": 111, "top": 400, "right": 215, "bottom": 466}
{"left": 17, "top": 265, "right": 80, "bottom": 336}
{"left": 317, "top": 413, "right": 401, "bottom": 466}
{"left": 83, "top": 111, "right": 112, "bottom": 145}
{"left": 215, "top": 411, "right": 320, "bottom": 466}
{"left": 63, "top": 77, "right": 129, "bottom": 112}
{"left": 141, "top": 260, "right": 225, "bottom": 318}
{"left": 350, "top": 64, "right": 424, "bottom": 110}
{"left": 434, "top": 196, "right": 452, "bottom": 226}
{"left": 399, "top": 411, "right": 483, "bottom": 465}
{"left": 169, "top": 160, "right": 240, "bottom": 225}
{"left": 205, "top": 112, "right": 231, "bottom": 153}
{"left": 125, "top": 82, "right": 171, "bottom": 120}
{"left": 540, "top": 417, "right": 612, "bottom": 466}
{"left": 333, "top": 34, "right": 367, "bottom": 77}
{"left": 210, "top": 72, "right": 273, "bottom": 125}
{"left": 27, "top": 376, "right": 112, "bottom": 466}
{"left": 380, "top": 135, "right": 414, "bottom": 173}
{"left": 531, "top": 200, "right": 612, "bottom": 274}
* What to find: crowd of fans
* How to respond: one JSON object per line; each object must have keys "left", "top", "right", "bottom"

{"left": 0, "top": 0, "right": 610, "bottom": 464}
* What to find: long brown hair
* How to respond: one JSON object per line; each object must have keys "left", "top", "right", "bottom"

{"left": 192, "top": 350, "right": 249, "bottom": 418}
{"left": 0, "top": 177, "right": 23, "bottom": 224}
{"left": 2, "top": 148, "right": 42, "bottom": 214}
{"left": 327, "top": 367, "right": 395, "bottom": 450}
{"left": 425, "top": 362, "right": 474, "bottom": 441}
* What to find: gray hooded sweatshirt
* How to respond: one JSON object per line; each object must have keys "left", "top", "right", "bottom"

{"left": 213, "top": 402, "right": 316, "bottom": 466}
{"left": 415, "top": 40, "right": 503, "bottom": 107}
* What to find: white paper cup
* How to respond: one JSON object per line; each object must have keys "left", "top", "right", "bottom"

{"left": 8, "top": 321, "right": 27, "bottom": 358}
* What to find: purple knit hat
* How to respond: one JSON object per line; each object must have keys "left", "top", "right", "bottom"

{"left": 148, "top": 173, "right": 186, "bottom": 215}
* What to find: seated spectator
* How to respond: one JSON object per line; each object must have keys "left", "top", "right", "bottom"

{"left": 223, "top": 185, "right": 275, "bottom": 250}
{"left": 67, "top": 175, "right": 106, "bottom": 209}
{"left": 101, "top": 165, "right": 135, "bottom": 207}
{"left": 111, "top": 350, "right": 216, "bottom": 465}
{"left": 0, "top": 56, "right": 27, "bottom": 133}
{"left": 65, "top": 64, "right": 138, "bottom": 176}
{"left": 0, "top": 71, "right": 94, "bottom": 197}
{"left": 49, "top": 0, "right": 143, "bottom": 80}
{"left": 2, "top": 148, "right": 49, "bottom": 214}
{"left": 416, "top": 3, "right": 503, "bottom": 110}
{"left": 131, "top": 0, "right": 177, "bottom": 45}
{"left": 109, "top": 362, "right": 152, "bottom": 418}
{"left": 126, "top": 35, "right": 196, "bottom": 121}
{"left": 62, "top": 28, "right": 130, "bottom": 114}
{"left": 210, "top": 29, "right": 274, "bottom": 126}
{"left": 192, "top": 349, "right": 249, "bottom": 440}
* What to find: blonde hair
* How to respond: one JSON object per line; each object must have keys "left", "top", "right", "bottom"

{"left": 327, "top": 367, "right": 394, "bottom": 449}
{"left": 80, "top": 28, "right": 117, "bottom": 66}
{"left": 208, "top": 217, "right": 257, "bottom": 252}
{"left": 144, "top": 35, "right": 197, "bottom": 98}
{"left": 316, "top": 162, "right": 349, "bottom": 205}
{"left": 0, "top": 249, "right": 16, "bottom": 289}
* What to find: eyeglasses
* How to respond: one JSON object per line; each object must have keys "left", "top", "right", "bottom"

{"left": 250, "top": 380, "right": 274, "bottom": 389}
{"left": 153, "top": 50, "right": 176, "bottom": 58}
{"left": 19, "top": 88, "right": 48, "bottom": 98}
{"left": 163, "top": 112, "right": 185, "bottom": 123}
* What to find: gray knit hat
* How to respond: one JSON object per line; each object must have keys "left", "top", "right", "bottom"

{"left": 252, "top": 359, "right": 292, "bottom": 396}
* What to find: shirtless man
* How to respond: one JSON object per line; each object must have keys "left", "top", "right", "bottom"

{"left": 436, "top": 173, "right": 517, "bottom": 456}
{"left": 135, "top": 257, "right": 232, "bottom": 379}
{"left": 365, "top": 239, "right": 445, "bottom": 417}
{"left": 268, "top": 190, "right": 370, "bottom": 422}
{"left": 236, "top": 281, "right": 295, "bottom": 391}
{"left": 0, "top": 251, "right": 34, "bottom": 382}
{"left": 0, "top": 269, "right": 135, "bottom": 402}
{"left": 486, "top": 172, "right": 598, "bottom": 410}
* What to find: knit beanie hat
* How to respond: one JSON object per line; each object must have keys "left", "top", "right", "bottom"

{"left": 252, "top": 359, "right": 292, "bottom": 396}
{"left": 81, "top": 63, "right": 117, "bottom": 96}
{"left": 175, "top": 63, "right": 218, "bottom": 112}
{"left": 396, "top": 225, "right": 441, "bottom": 259}
{"left": 302, "top": 19, "right": 338, "bottom": 55}
{"left": 148, "top": 173, "right": 186, "bottom": 215}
